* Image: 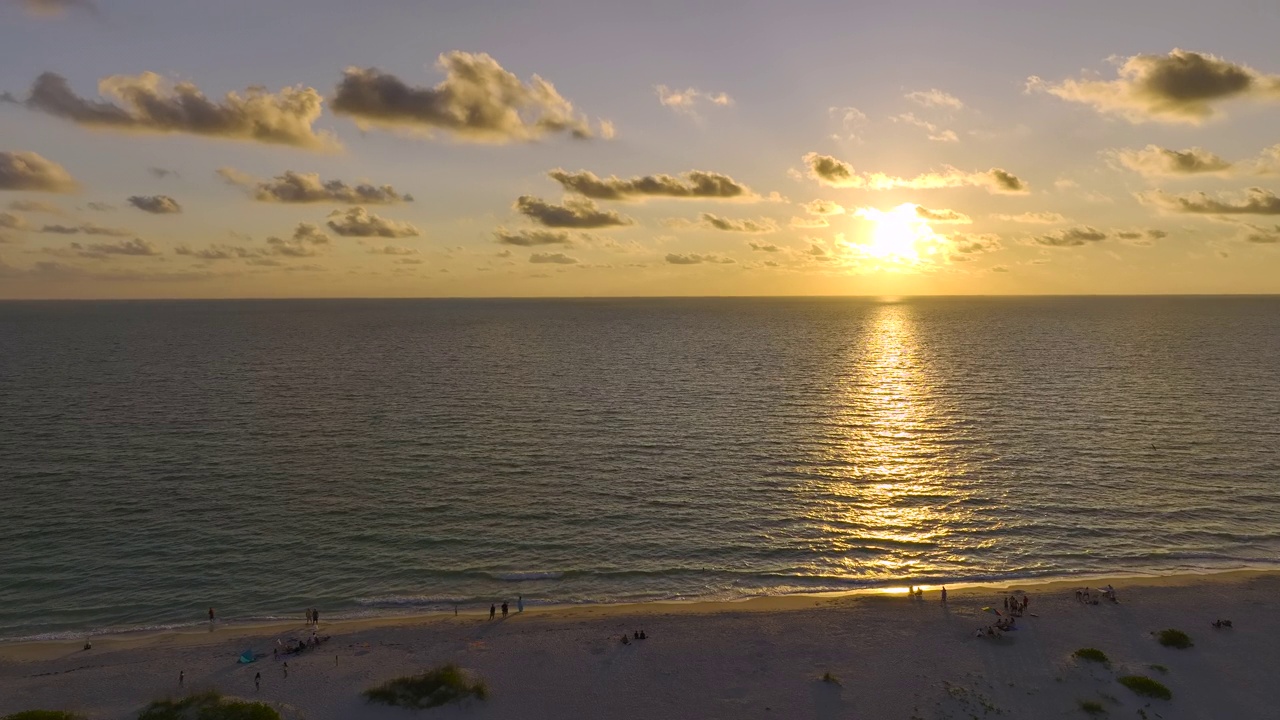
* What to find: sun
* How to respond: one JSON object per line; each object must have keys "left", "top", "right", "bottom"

{"left": 855, "top": 203, "right": 941, "bottom": 264}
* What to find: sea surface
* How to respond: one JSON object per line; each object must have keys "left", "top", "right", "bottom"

{"left": 1, "top": 297, "right": 1278, "bottom": 640}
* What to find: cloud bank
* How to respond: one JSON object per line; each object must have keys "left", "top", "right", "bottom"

{"left": 514, "top": 195, "right": 632, "bottom": 228}
{"left": 325, "top": 207, "right": 420, "bottom": 238}
{"left": 548, "top": 169, "right": 752, "bottom": 201}
{"left": 494, "top": 228, "right": 573, "bottom": 246}
{"left": 127, "top": 195, "right": 182, "bottom": 214}
{"left": 0, "top": 151, "right": 78, "bottom": 192}
{"left": 217, "top": 169, "right": 412, "bottom": 204}
{"left": 1032, "top": 226, "right": 1108, "bottom": 247}
{"left": 802, "top": 153, "right": 1027, "bottom": 194}
{"left": 1109, "top": 145, "right": 1233, "bottom": 176}
{"left": 698, "top": 213, "right": 776, "bottom": 233}
{"left": 1144, "top": 187, "right": 1280, "bottom": 215}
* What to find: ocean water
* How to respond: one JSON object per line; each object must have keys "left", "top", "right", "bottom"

{"left": 1, "top": 297, "right": 1278, "bottom": 640}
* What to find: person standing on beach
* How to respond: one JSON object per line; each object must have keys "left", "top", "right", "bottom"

{"left": 313, "top": 608, "right": 319, "bottom": 625}
{"left": 490, "top": 604, "right": 496, "bottom": 619}
{"left": 283, "top": 661, "right": 288, "bottom": 679}
{"left": 254, "top": 671, "right": 261, "bottom": 691}
{"left": 179, "top": 670, "right": 184, "bottom": 687}
{"left": 518, "top": 595, "right": 524, "bottom": 613}
{"left": 208, "top": 607, "right": 215, "bottom": 622}
{"left": 502, "top": 601, "right": 508, "bottom": 617}
{"left": 941, "top": 586, "right": 947, "bottom": 602}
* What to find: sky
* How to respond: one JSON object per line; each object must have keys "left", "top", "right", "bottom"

{"left": 2, "top": 0, "right": 1280, "bottom": 298}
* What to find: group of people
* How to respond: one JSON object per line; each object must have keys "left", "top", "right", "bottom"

{"left": 1074, "top": 585, "right": 1118, "bottom": 605}
{"left": 974, "top": 593, "right": 1030, "bottom": 638}
{"left": 489, "top": 595, "right": 524, "bottom": 619}
{"left": 621, "top": 629, "right": 648, "bottom": 644}
{"left": 1003, "top": 594, "right": 1030, "bottom": 615}
{"left": 305, "top": 608, "right": 321, "bottom": 625}
{"left": 906, "top": 585, "right": 948, "bottom": 602}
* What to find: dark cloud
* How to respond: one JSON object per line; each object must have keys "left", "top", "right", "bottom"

{"left": 949, "top": 233, "right": 1002, "bottom": 254}
{"left": 325, "top": 207, "right": 420, "bottom": 238}
{"left": 1110, "top": 145, "right": 1233, "bottom": 176}
{"left": 85, "top": 202, "right": 113, "bottom": 212}
{"left": 45, "top": 238, "right": 161, "bottom": 258}
{"left": 698, "top": 212, "right": 776, "bottom": 233}
{"left": 915, "top": 205, "right": 972, "bottom": 223}
{"left": 493, "top": 228, "right": 572, "bottom": 246}
{"left": 39, "top": 222, "right": 131, "bottom": 236}
{"left": 803, "top": 199, "right": 845, "bottom": 216}
{"left": 0, "top": 151, "right": 78, "bottom": 192}
{"left": 664, "top": 252, "right": 735, "bottom": 265}
{"left": 8, "top": 72, "right": 333, "bottom": 149}
{"left": 529, "top": 252, "right": 578, "bottom": 264}
{"left": 1030, "top": 49, "right": 1280, "bottom": 124}
{"left": 1116, "top": 229, "right": 1167, "bottom": 245}
{"left": 802, "top": 152, "right": 1028, "bottom": 194}
{"left": 1145, "top": 187, "right": 1280, "bottom": 215}
{"left": 127, "top": 195, "right": 182, "bottom": 214}
{"left": 175, "top": 244, "right": 259, "bottom": 260}
{"left": 218, "top": 168, "right": 413, "bottom": 204}
{"left": 0, "top": 212, "right": 27, "bottom": 230}
{"left": 331, "top": 52, "right": 605, "bottom": 143}
{"left": 148, "top": 167, "right": 178, "bottom": 179}
{"left": 8, "top": 199, "right": 62, "bottom": 214}
{"left": 1032, "top": 226, "right": 1107, "bottom": 247}
{"left": 548, "top": 169, "right": 752, "bottom": 201}
{"left": 1243, "top": 225, "right": 1280, "bottom": 243}
{"left": 802, "top": 154, "right": 857, "bottom": 187}
{"left": 366, "top": 244, "right": 419, "bottom": 256}
{"left": 265, "top": 223, "right": 331, "bottom": 257}
{"left": 514, "top": 195, "right": 632, "bottom": 228}
{"left": 748, "top": 241, "right": 781, "bottom": 252}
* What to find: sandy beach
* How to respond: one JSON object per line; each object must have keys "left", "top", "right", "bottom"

{"left": 2, "top": 571, "right": 1277, "bottom": 719}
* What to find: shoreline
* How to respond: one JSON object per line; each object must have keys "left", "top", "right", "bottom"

{"left": 5, "top": 566, "right": 1274, "bottom": 662}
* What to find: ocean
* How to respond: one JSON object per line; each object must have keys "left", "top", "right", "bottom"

{"left": 1, "top": 296, "right": 1278, "bottom": 641}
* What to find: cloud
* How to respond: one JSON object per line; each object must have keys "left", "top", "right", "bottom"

{"left": 148, "top": 167, "right": 178, "bottom": 180}
{"left": 493, "top": 228, "right": 572, "bottom": 246}
{"left": 664, "top": 252, "right": 735, "bottom": 265}
{"left": 175, "top": 244, "right": 259, "bottom": 260}
{"left": 0, "top": 212, "right": 27, "bottom": 230}
{"left": 127, "top": 195, "right": 182, "bottom": 214}
{"left": 801, "top": 153, "right": 1027, "bottom": 194}
{"left": 1108, "top": 145, "right": 1233, "bottom": 176}
{"left": 1143, "top": 187, "right": 1280, "bottom": 214}
{"left": 9, "top": 72, "right": 334, "bottom": 149}
{"left": 85, "top": 201, "right": 113, "bottom": 212}
{"left": 217, "top": 168, "right": 412, "bottom": 204}
{"left": 894, "top": 112, "right": 958, "bottom": 142}
{"left": 948, "top": 233, "right": 1002, "bottom": 254}
{"left": 529, "top": 252, "right": 578, "bottom": 264}
{"left": 45, "top": 238, "right": 161, "bottom": 258}
{"left": 39, "top": 222, "right": 130, "bottom": 236}
{"left": 0, "top": 151, "right": 78, "bottom": 192}
{"left": 1241, "top": 224, "right": 1280, "bottom": 243}
{"left": 803, "top": 199, "right": 845, "bottom": 216}
{"left": 265, "top": 223, "right": 331, "bottom": 256}
{"left": 790, "top": 216, "right": 829, "bottom": 228}
{"left": 548, "top": 168, "right": 753, "bottom": 201}
{"left": 1032, "top": 226, "right": 1107, "bottom": 247}
{"left": 0, "top": 258, "right": 213, "bottom": 282}
{"left": 829, "top": 106, "right": 868, "bottom": 140}
{"left": 992, "top": 211, "right": 1066, "bottom": 224}
{"left": 655, "top": 85, "right": 733, "bottom": 116}
{"left": 906, "top": 89, "right": 964, "bottom": 109}
{"left": 804, "top": 242, "right": 833, "bottom": 261}
{"left": 1115, "top": 228, "right": 1167, "bottom": 246}
{"left": 748, "top": 241, "right": 781, "bottom": 252}
{"left": 331, "top": 52, "right": 605, "bottom": 143}
{"left": 514, "top": 195, "right": 632, "bottom": 228}
{"left": 365, "top": 244, "right": 419, "bottom": 256}
{"left": 698, "top": 212, "right": 776, "bottom": 233}
{"left": 15, "top": 0, "right": 96, "bottom": 17}
{"left": 1028, "top": 49, "right": 1280, "bottom": 124}
{"left": 324, "top": 207, "right": 420, "bottom": 238}
{"left": 915, "top": 205, "right": 971, "bottom": 223}
{"left": 8, "top": 199, "right": 61, "bottom": 214}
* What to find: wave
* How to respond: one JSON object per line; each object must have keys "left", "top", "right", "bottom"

{"left": 486, "top": 571, "right": 566, "bottom": 582}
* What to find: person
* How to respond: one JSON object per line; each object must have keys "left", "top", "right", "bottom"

{"left": 254, "top": 671, "right": 261, "bottom": 691}
{"left": 283, "top": 661, "right": 288, "bottom": 678}
{"left": 633, "top": 630, "right": 640, "bottom": 639}
{"left": 179, "top": 670, "right": 184, "bottom": 687}
{"left": 916, "top": 587, "right": 923, "bottom": 598}
{"left": 313, "top": 608, "right": 319, "bottom": 625}
{"left": 490, "top": 604, "right": 496, "bottom": 620}
{"left": 209, "top": 607, "right": 215, "bottom": 622}
{"left": 908, "top": 585, "right": 915, "bottom": 595}
{"left": 621, "top": 634, "right": 630, "bottom": 645}
{"left": 518, "top": 595, "right": 523, "bottom": 613}
{"left": 273, "top": 647, "right": 277, "bottom": 660}
{"left": 941, "top": 586, "right": 947, "bottom": 602}
{"left": 501, "top": 601, "right": 508, "bottom": 618}
{"left": 640, "top": 630, "right": 647, "bottom": 639}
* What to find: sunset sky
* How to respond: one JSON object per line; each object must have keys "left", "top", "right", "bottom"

{"left": 2, "top": 0, "right": 1279, "bottom": 298}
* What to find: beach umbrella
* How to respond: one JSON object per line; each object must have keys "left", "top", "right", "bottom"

{"left": 981, "top": 607, "right": 1002, "bottom": 616}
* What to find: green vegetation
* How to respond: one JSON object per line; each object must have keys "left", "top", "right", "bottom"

{"left": 137, "top": 691, "right": 280, "bottom": 720}
{"left": 1073, "top": 648, "right": 1109, "bottom": 664}
{"left": 1079, "top": 700, "right": 1106, "bottom": 715}
{"left": 363, "top": 664, "right": 489, "bottom": 710}
{"left": 1156, "top": 629, "right": 1193, "bottom": 649}
{"left": 1118, "top": 675, "right": 1172, "bottom": 701}
{"left": 3, "top": 712, "right": 84, "bottom": 720}
{"left": 1149, "top": 664, "right": 1168, "bottom": 674}
{"left": 820, "top": 672, "right": 841, "bottom": 685}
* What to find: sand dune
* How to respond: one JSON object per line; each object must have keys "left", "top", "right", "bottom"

{"left": 2, "top": 571, "right": 1277, "bottom": 719}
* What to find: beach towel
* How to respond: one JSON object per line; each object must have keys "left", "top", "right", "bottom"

{"left": 238, "top": 649, "right": 255, "bottom": 664}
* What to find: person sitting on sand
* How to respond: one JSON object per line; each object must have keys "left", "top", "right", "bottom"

{"left": 639, "top": 630, "right": 647, "bottom": 639}
{"left": 633, "top": 630, "right": 640, "bottom": 639}
{"left": 621, "top": 634, "right": 630, "bottom": 645}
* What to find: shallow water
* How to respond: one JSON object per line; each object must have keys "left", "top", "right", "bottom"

{"left": 1, "top": 297, "right": 1278, "bottom": 639}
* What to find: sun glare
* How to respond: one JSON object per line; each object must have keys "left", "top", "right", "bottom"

{"left": 856, "top": 203, "right": 943, "bottom": 264}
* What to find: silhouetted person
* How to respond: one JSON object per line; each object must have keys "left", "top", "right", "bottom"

{"left": 254, "top": 671, "right": 260, "bottom": 691}
{"left": 313, "top": 609, "right": 319, "bottom": 625}
{"left": 490, "top": 604, "right": 496, "bottom": 619}
{"left": 941, "top": 586, "right": 947, "bottom": 602}
{"left": 179, "top": 670, "right": 184, "bottom": 687}
{"left": 518, "top": 595, "right": 524, "bottom": 613}
{"left": 501, "top": 602, "right": 508, "bottom": 617}
{"left": 283, "top": 661, "right": 288, "bottom": 678}
{"left": 209, "top": 607, "right": 215, "bottom": 622}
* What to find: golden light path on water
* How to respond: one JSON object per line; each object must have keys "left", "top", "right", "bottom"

{"left": 798, "top": 301, "right": 985, "bottom": 587}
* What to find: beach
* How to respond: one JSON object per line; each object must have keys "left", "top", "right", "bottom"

{"left": 3, "top": 571, "right": 1277, "bottom": 719}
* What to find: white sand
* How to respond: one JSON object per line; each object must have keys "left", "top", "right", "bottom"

{"left": 2, "top": 571, "right": 1277, "bottom": 719}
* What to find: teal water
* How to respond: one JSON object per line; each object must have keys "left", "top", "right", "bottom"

{"left": 1, "top": 297, "right": 1278, "bottom": 640}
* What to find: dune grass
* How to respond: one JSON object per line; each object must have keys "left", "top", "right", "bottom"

{"left": 1073, "top": 648, "right": 1109, "bottom": 664}
{"left": 820, "top": 672, "right": 841, "bottom": 686}
{"left": 1079, "top": 699, "right": 1106, "bottom": 715}
{"left": 3, "top": 712, "right": 84, "bottom": 720}
{"left": 1118, "top": 675, "right": 1172, "bottom": 701}
{"left": 136, "top": 691, "right": 280, "bottom": 720}
{"left": 1155, "top": 629, "right": 1192, "bottom": 649}
{"left": 363, "top": 663, "right": 489, "bottom": 710}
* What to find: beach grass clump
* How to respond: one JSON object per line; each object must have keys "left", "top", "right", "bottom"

{"left": 1073, "top": 648, "right": 1109, "bottom": 664}
{"left": 363, "top": 663, "right": 488, "bottom": 709}
{"left": 1118, "top": 675, "right": 1172, "bottom": 701}
{"left": 1155, "top": 629, "right": 1192, "bottom": 649}
{"left": 820, "top": 672, "right": 841, "bottom": 686}
{"left": 1079, "top": 699, "right": 1106, "bottom": 715}
{"left": 137, "top": 691, "right": 280, "bottom": 720}
{"left": 3, "top": 712, "right": 85, "bottom": 720}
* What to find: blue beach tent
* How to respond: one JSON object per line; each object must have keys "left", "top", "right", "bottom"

{"left": 237, "top": 649, "right": 255, "bottom": 664}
